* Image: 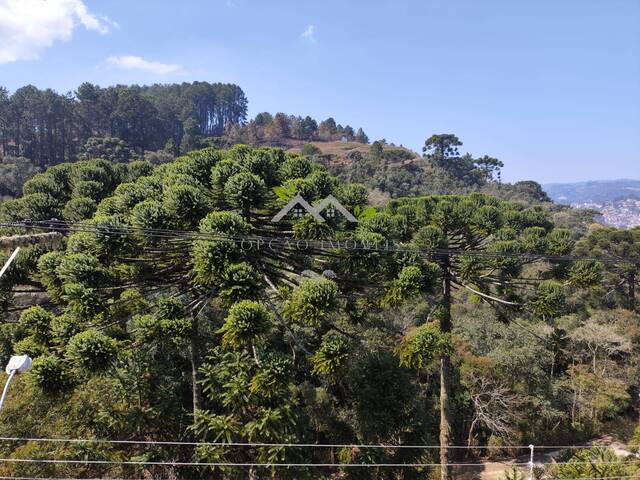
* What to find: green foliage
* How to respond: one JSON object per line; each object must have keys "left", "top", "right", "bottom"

{"left": 0, "top": 81, "right": 247, "bottom": 172}
{"left": 241, "top": 148, "right": 284, "bottom": 186}
{"left": 1, "top": 144, "right": 636, "bottom": 479}
{"left": 13, "top": 336, "right": 49, "bottom": 358}
{"left": 501, "top": 466, "right": 526, "bottom": 480}
{"left": 50, "top": 314, "right": 83, "bottom": 344}
{"left": 218, "top": 262, "right": 263, "bottom": 305}
{"left": 573, "top": 226, "right": 639, "bottom": 310}
{"left": 397, "top": 323, "right": 453, "bottom": 370}
{"left": 18, "top": 306, "right": 53, "bottom": 344}
{"left": 529, "top": 280, "right": 566, "bottom": 318}
{"left": 210, "top": 159, "right": 243, "bottom": 202}
{"left": 284, "top": 278, "right": 339, "bottom": 329}
{"left": 551, "top": 448, "right": 630, "bottom": 479}
{"left": 23, "top": 174, "right": 64, "bottom": 198}
{"left": 56, "top": 253, "right": 106, "bottom": 286}
{"left": 336, "top": 183, "right": 369, "bottom": 211}
{"left": 223, "top": 171, "right": 267, "bottom": 213}
{"left": 65, "top": 330, "right": 118, "bottom": 372}
{"left": 163, "top": 184, "right": 210, "bottom": 228}
{"left": 19, "top": 192, "right": 61, "bottom": 220}
{"left": 125, "top": 160, "right": 154, "bottom": 180}
{"left": 629, "top": 425, "right": 640, "bottom": 453}
{"left": 292, "top": 215, "right": 334, "bottom": 239}
{"left": 131, "top": 313, "right": 192, "bottom": 345}
{"left": 130, "top": 199, "right": 173, "bottom": 231}
{"left": 191, "top": 211, "right": 252, "bottom": 285}
{"left": 36, "top": 251, "right": 65, "bottom": 300}
{"left": 78, "top": 137, "right": 135, "bottom": 163}
{"left": 381, "top": 264, "right": 439, "bottom": 306}
{"left": 249, "top": 352, "right": 292, "bottom": 397}
{"left": 0, "top": 156, "right": 39, "bottom": 197}
{"left": 306, "top": 171, "right": 337, "bottom": 198}
{"left": 568, "top": 260, "right": 603, "bottom": 288}
{"left": 62, "top": 196, "right": 97, "bottom": 221}
{"left": 28, "top": 354, "right": 73, "bottom": 394}
{"left": 280, "top": 155, "right": 313, "bottom": 181}
{"left": 310, "top": 332, "right": 351, "bottom": 377}
{"left": 283, "top": 177, "right": 318, "bottom": 200}
{"left": 301, "top": 144, "right": 321, "bottom": 157}
{"left": 218, "top": 300, "right": 272, "bottom": 348}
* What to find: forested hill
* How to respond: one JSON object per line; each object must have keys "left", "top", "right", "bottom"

{"left": 1, "top": 81, "right": 553, "bottom": 208}
{"left": 0, "top": 82, "right": 248, "bottom": 166}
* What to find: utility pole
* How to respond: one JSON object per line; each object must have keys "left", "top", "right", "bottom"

{"left": 528, "top": 444, "right": 534, "bottom": 480}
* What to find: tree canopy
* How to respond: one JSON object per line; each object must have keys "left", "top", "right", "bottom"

{"left": 0, "top": 144, "right": 638, "bottom": 480}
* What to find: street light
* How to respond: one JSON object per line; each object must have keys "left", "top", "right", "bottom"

{"left": 0, "top": 355, "right": 32, "bottom": 411}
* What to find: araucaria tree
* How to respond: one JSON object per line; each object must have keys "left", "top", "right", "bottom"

{"left": 0, "top": 145, "right": 634, "bottom": 480}
{"left": 361, "top": 194, "right": 577, "bottom": 480}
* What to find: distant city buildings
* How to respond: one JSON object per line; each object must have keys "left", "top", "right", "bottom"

{"left": 574, "top": 198, "right": 640, "bottom": 228}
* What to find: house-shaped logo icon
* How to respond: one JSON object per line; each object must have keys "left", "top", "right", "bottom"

{"left": 314, "top": 195, "right": 358, "bottom": 223}
{"left": 271, "top": 194, "right": 359, "bottom": 223}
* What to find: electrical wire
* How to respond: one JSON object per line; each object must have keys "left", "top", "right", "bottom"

{"left": 0, "top": 457, "right": 636, "bottom": 467}
{"left": 0, "top": 473, "right": 638, "bottom": 480}
{"left": 0, "top": 436, "right": 633, "bottom": 450}
{"left": 2, "top": 220, "right": 639, "bottom": 266}
{"left": 0, "top": 457, "right": 519, "bottom": 467}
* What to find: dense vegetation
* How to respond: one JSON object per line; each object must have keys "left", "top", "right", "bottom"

{"left": 328, "top": 134, "right": 552, "bottom": 205}
{"left": 0, "top": 82, "right": 248, "bottom": 166}
{"left": 225, "top": 112, "right": 368, "bottom": 146}
{"left": 0, "top": 143, "right": 638, "bottom": 479}
{"left": 0, "top": 81, "right": 375, "bottom": 203}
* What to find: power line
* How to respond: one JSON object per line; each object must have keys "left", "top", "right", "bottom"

{"left": 0, "top": 457, "right": 634, "bottom": 467}
{"left": 0, "top": 475, "right": 636, "bottom": 480}
{"left": 2, "top": 220, "right": 639, "bottom": 266}
{"left": 0, "top": 436, "right": 629, "bottom": 450}
{"left": 0, "top": 478, "right": 168, "bottom": 480}
{"left": 0, "top": 457, "right": 520, "bottom": 467}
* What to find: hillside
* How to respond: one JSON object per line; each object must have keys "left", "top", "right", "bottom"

{"left": 288, "top": 139, "right": 553, "bottom": 206}
{"left": 2, "top": 81, "right": 558, "bottom": 211}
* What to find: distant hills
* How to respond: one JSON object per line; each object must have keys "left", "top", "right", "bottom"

{"left": 544, "top": 179, "right": 640, "bottom": 205}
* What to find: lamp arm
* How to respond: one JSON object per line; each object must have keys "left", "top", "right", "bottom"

{"left": 0, "top": 369, "right": 17, "bottom": 411}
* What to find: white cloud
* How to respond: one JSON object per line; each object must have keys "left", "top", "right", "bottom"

{"left": 301, "top": 24, "right": 317, "bottom": 44}
{"left": 0, "top": 0, "right": 115, "bottom": 64}
{"left": 106, "top": 55, "right": 185, "bottom": 76}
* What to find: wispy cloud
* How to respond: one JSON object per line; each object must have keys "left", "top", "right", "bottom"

{"left": 301, "top": 24, "right": 317, "bottom": 44}
{"left": 0, "top": 0, "right": 116, "bottom": 64}
{"left": 105, "top": 55, "right": 185, "bottom": 76}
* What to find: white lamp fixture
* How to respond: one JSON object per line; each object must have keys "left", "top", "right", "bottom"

{"left": 0, "top": 355, "right": 32, "bottom": 410}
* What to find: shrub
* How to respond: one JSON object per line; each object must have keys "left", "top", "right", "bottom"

{"left": 29, "top": 354, "right": 73, "bottom": 394}
{"left": 66, "top": 330, "right": 118, "bottom": 372}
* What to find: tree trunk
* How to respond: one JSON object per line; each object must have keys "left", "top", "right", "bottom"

{"left": 439, "top": 257, "right": 454, "bottom": 480}
{"left": 189, "top": 314, "right": 203, "bottom": 416}
{"left": 629, "top": 271, "right": 636, "bottom": 312}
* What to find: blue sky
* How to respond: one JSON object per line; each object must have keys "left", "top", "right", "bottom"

{"left": 1, "top": 0, "right": 638, "bottom": 183}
